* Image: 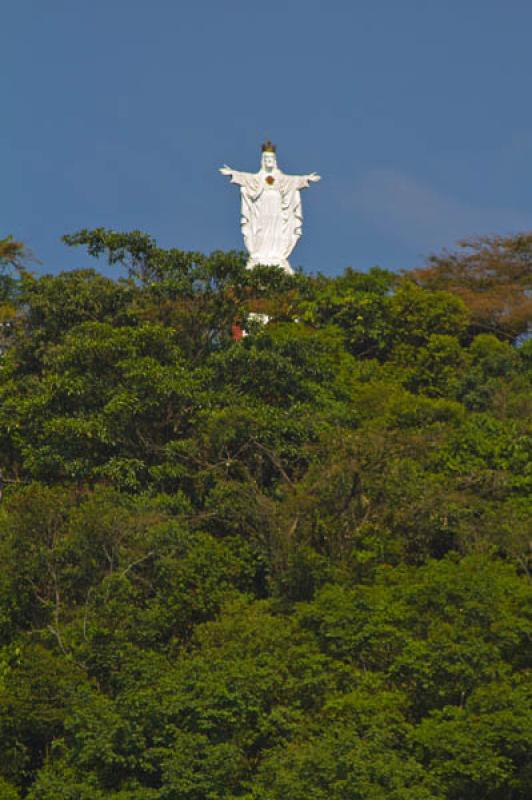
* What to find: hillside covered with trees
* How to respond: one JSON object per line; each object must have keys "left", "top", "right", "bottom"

{"left": 0, "top": 229, "right": 530, "bottom": 800}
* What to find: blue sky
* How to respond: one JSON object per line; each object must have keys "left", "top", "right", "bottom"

{"left": 2, "top": 0, "right": 532, "bottom": 276}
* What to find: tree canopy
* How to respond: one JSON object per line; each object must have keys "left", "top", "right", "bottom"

{"left": 0, "top": 229, "right": 530, "bottom": 799}
{"left": 409, "top": 234, "right": 532, "bottom": 343}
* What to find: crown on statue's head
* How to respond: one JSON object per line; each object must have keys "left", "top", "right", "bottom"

{"left": 261, "top": 140, "right": 276, "bottom": 153}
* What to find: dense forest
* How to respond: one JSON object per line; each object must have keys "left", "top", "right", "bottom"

{"left": 0, "top": 229, "right": 530, "bottom": 800}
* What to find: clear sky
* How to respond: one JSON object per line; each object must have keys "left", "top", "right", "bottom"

{"left": 2, "top": 0, "right": 532, "bottom": 276}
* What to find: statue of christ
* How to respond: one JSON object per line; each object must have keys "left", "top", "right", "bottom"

{"left": 219, "top": 141, "right": 320, "bottom": 274}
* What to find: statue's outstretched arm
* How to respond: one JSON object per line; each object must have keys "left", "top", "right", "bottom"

{"left": 219, "top": 165, "right": 252, "bottom": 186}
{"left": 289, "top": 172, "right": 321, "bottom": 190}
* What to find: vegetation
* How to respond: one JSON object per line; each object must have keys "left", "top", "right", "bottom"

{"left": 0, "top": 229, "right": 530, "bottom": 799}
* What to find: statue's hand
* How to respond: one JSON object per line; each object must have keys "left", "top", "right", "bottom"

{"left": 307, "top": 172, "right": 321, "bottom": 183}
{"left": 219, "top": 165, "right": 233, "bottom": 176}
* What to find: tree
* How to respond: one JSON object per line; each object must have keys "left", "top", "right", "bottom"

{"left": 0, "top": 236, "right": 28, "bottom": 355}
{"left": 0, "top": 234, "right": 530, "bottom": 798}
{"left": 409, "top": 234, "right": 532, "bottom": 343}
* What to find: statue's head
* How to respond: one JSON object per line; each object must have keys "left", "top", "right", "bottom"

{"left": 261, "top": 140, "right": 277, "bottom": 172}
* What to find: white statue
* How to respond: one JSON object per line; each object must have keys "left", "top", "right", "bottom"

{"left": 220, "top": 141, "right": 320, "bottom": 274}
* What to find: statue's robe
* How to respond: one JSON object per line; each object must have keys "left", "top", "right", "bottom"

{"left": 226, "top": 168, "right": 313, "bottom": 273}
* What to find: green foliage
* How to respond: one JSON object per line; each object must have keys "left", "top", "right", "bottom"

{"left": 0, "top": 230, "right": 530, "bottom": 798}
{"left": 302, "top": 272, "right": 468, "bottom": 360}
